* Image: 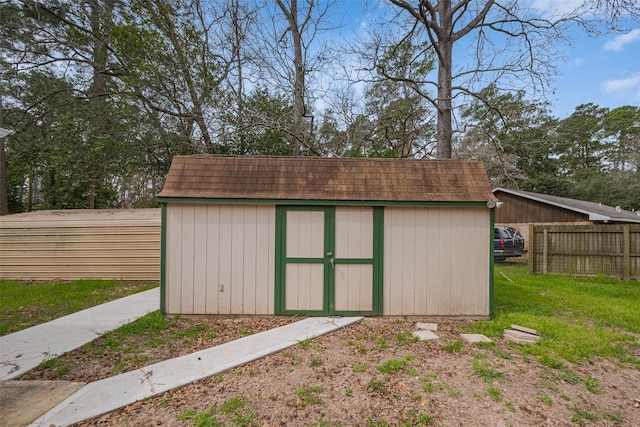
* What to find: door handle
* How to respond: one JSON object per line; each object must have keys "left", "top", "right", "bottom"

{"left": 326, "top": 252, "right": 334, "bottom": 268}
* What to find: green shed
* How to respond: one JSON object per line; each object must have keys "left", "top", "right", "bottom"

{"left": 157, "top": 155, "right": 498, "bottom": 318}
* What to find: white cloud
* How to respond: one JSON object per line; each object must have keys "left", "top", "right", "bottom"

{"left": 570, "top": 57, "right": 585, "bottom": 67}
{"left": 601, "top": 71, "right": 640, "bottom": 97}
{"left": 604, "top": 29, "right": 640, "bottom": 51}
{"left": 529, "top": 0, "right": 584, "bottom": 17}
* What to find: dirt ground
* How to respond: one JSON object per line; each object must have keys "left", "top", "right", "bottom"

{"left": 20, "top": 316, "right": 640, "bottom": 426}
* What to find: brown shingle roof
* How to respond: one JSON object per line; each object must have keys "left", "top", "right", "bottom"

{"left": 158, "top": 155, "right": 496, "bottom": 202}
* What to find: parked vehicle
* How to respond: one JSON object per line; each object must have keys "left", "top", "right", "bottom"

{"left": 494, "top": 226, "right": 527, "bottom": 262}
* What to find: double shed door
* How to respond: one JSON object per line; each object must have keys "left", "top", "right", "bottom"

{"left": 276, "top": 206, "right": 383, "bottom": 316}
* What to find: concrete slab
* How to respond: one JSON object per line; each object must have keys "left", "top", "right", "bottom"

{"left": 504, "top": 329, "right": 541, "bottom": 344}
{"left": 29, "top": 316, "right": 362, "bottom": 427}
{"left": 460, "top": 334, "right": 492, "bottom": 344}
{"left": 511, "top": 324, "right": 540, "bottom": 336}
{"left": 0, "top": 288, "right": 159, "bottom": 380}
{"left": 412, "top": 330, "right": 439, "bottom": 341}
{"left": 0, "top": 380, "right": 85, "bottom": 427}
{"left": 415, "top": 322, "right": 438, "bottom": 331}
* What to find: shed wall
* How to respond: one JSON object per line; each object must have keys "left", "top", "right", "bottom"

{"left": 164, "top": 203, "right": 275, "bottom": 315}
{"left": 0, "top": 209, "right": 160, "bottom": 280}
{"left": 383, "top": 207, "right": 490, "bottom": 316}
{"left": 494, "top": 191, "right": 589, "bottom": 223}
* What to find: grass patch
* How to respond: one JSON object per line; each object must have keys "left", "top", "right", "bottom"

{"left": 487, "top": 386, "right": 502, "bottom": 402}
{"left": 469, "top": 264, "right": 640, "bottom": 367}
{"left": 571, "top": 406, "right": 598, "bottom": 425}
{"left": 353, "top": 363, "right": 366, "bottom": 373}
{"left": 0, "top": 279, "right": 157, "bottom": 335}
{"left": 296, "top": 386, "right": 325, "bottom": 405}
{"left": 584, "top": 376, "right": 602, "bottom": 394}
{"left": 93, "top": 311, "right": 171, "bottom": 357}
{"left": 377, "top": 355, "right": 416, "bottom": 374}
{"left": 420, "top": 375, "right": 460, "bottom": 397}
{"left": 396, "top": 331, "right": 419, "bottom": 346}
{"left": 368, "top": 379, "right": 389, "bottom": 395}
{"left": 472, "top": 358, "right": 503, "bottom": 382}
{"left": 538, "top": 395, "right": 552, "bottom": 405}
{"left": 443, "top": 340, "right": 463, "bottom": 353}
{"left": 310, "top": 357, "right": 323, "bottom": 367}
{"left": 177, "top": 395, "right": 257, "bottom": 426}
{"left": 37, "top": 357, "right": 70, "bottom": 378}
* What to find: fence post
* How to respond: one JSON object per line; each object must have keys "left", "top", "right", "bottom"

{"left": 528, "top": 223, "right": 535, "bottom": 274}
{"left": 542, "top": 228, "right": 548, "bottom": 274}
{"left": 623, "top": 224, "right": 630, "bottom": 281}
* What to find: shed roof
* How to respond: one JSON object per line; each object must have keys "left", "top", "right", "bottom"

{"left": 158, "top": 155, "right": 496, "bottom": 203}
{"left": 493, "top": 187, "right": 640, "bottom": 224}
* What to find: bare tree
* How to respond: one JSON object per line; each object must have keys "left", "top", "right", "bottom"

{"left": 387, "top": 0, "right": 571, "bottom": 159}
{"left": 251, "top": 0, "right": 340, "bottom": 155}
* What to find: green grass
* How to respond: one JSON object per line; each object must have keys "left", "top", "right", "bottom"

{"left": 376, "top": 355, "right": 416, "bottom": 374}
{"left": 353, "top": 363, "right": 366, "bottom": 373}
{"left": 443, "top": 340, "right": 464, "bottom": 353}
{"left": 0, "top": 279, "right": 157, "bottom": 335}
{"left": 420, "top": 374, "right": 460, "bottom": 397}
{"left": 296, "top": 386, "right": 325, "bottom": 405}
{"left": 468, "top": 263, "right": 640, "bottom": 367}
{"left": 472, "top": 357, "right": 504, "bottom": 382}
{"left": 487, "top": 386, "right": 502, "bottom": 402}
{"left": 177, "top": 395, "right": 257, "bottom": 426}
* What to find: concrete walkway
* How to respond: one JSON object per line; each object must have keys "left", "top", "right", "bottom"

{"left": 0, "top": 288, "right": 361, "bottom": 426}
{"left": 0, "top": 288, "right": 160, "bottom": 380}
{"left": 29, "top": 316, "right": 362, "bottom": 427}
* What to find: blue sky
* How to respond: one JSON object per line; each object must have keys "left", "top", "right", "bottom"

{"left": 332, "top": 0, "right": 639, "bottom": 119}
{"left": 552, "top": 26, "right": 640, "bottom": 118}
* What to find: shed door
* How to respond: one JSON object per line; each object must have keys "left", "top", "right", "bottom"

{"left": 275, "top": 206, "right": 383, "bottom": 316}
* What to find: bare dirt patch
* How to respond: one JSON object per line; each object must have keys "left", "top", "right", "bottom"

{"left": 21, "top": 317, "right": 640, "bottom": 426}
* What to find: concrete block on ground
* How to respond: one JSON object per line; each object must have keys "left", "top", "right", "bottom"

{"left": 503, "top": 329, "right": 541, "bottom": 344}
{"left": 415, "top": 322, "right": 438, "bottom": 331}
{"left": 460, "top": 334, "right": 492, "bottom": 344}
{"left": 412, "top": 330, "right": 439, "bottom": 341}
{"left": 0, "top": 380, "right": 85, "bottom": 427}
{"left": 511, "top": 324, "right": 540, "bottom": 336}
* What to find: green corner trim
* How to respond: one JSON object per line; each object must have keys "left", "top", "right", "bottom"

{"left": 372, "top": 207, "right": 384, "bottom": 316}
{"left": 489, "top": 207, "right": 495, "bottom": 318}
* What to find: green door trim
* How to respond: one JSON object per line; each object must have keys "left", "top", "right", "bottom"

{"left": 275, "top": 206, "right": 383, "bottom": 316}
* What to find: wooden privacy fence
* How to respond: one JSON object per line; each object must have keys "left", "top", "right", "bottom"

{"left": 528, "top": 224, "right": 640, "bottom": 280}
{"left": 0, "top": 209, "right": 161, "bottom": 281}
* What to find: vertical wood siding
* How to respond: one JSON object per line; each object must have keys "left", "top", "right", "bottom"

{"left": 334, "top": 207, "right": 374, "bottom": 311}
{"left": 494, "top": 191, "right": 589, "bottom": 223}
{"left": 335, "top": 207, "right": 373, "bottom": 258}
{"left": 529, "top": 224, "right": 639, "bottom": 280}
{"left": 286, "top": 211, "right": 324, "bottom": 258}
{"left": 283, "top": 210, "right": 325, "bottom": 311}
{"left": 285, "top": 264, "right": 324, "bottom": 311}
{"left": 0, "top": 209, "right": 160, "bottom": 280}
{"left": 334, "top": 264, "right": 373, "bottom": 311}
{"left": 165, "top": 204, "right": 275, "bottom": 315}
{"left": 383, "top": 207, "right": 490, "bottom": 316}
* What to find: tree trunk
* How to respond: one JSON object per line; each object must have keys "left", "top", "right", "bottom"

{"left": 436, "top": 0, "right": 453, "bottom": 159}
{"left": 232, "top": 0, "right": 246, "bottom": 151}
{"left": 291, "top": 0, "right": 304, "bottom": 156}
{"left": 277, "top": 0, "right": 305, "bottom": 156}
{"left": 88, "top": 0, "right": 113, "bottom": 209}
{"left": 0, "top": 95, "right": 8, "bottom": 215}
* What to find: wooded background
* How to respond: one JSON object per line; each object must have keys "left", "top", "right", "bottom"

{"left": 1, "top": 1, "right": 638, "bottom": 215}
